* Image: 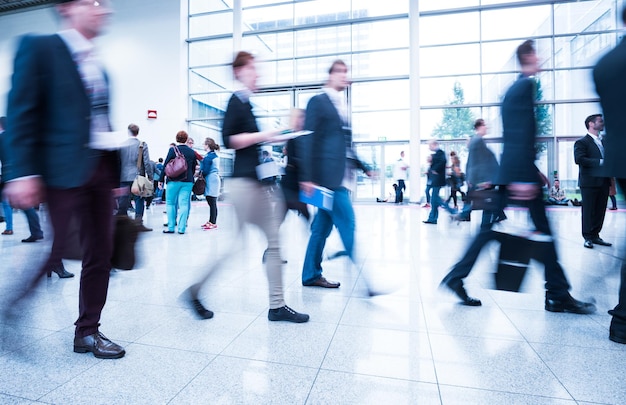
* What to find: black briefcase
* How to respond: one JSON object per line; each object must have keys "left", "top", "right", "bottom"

{"left": 467, "top": 188, "right": 501, "bottom": 211}
{"left": 493, "top": 231, "right": 534, "bottom": 292}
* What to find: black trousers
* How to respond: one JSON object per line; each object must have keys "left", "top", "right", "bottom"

{"left": 442, "top": 186, "right": 571, "bottom": 299}
{"left": 580, "top": 185, "right": 609, "bottom": 240}
{"left": 610, "top": 178, "right": 626, "bottom": 333}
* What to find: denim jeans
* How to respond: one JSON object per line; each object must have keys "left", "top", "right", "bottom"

{"left": 166, "top": 181, "right": 193, "bottom": 233}
{"left": 2, "top": 200, "right": 13, "bottom": 231}
{"left": 302, "top": 188, "right": 355, "bottom": 285}
{"left": 427, "top": 186, "right": 456, "bottom": 222}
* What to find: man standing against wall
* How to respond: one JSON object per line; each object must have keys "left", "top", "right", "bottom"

{"left": 393, "top": 150, "right": 409, "bottom": 204}
{"left": 574, "top": 114, "right": 611, "bottom": 249}
{"left": 2, "top": 0, "right": 125, "bottom": 358}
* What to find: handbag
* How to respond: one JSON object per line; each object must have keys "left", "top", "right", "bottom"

{"left": 467, "top": 188, "right": 501, "bottom": 211}
{"left": 131, "top": 142, "right": 154, "bottom": 197}
{"left": 192, "top": 176, "right": 206, "bottom": 195}
{"left": 164, "top": 145, "right": 188, "bottom": 179}
{"left": 62, "top": 214, "right": 140, "bottom": 270}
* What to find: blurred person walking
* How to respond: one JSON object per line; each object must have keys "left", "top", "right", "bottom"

{"left": 299, "top": 60, "right": 374, "bottom": 290}
{"left": 1, "top": 0, "right": 125, "bottom": 358}
{"left": 593, "top": 6, "right": 626, "bottom": 343}
{"left": 184, "top": 51, "right": 308, "bottom": 323}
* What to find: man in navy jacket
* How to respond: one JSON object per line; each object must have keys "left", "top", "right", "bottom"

{"left": 2, "top": 0, "right": 124, "bottom": 359}
{"left": 299, "top": 60, "right": 371, "bottom": 289}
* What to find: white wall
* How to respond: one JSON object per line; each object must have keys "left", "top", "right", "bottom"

{"left": 0, "top": 0, "right": 187, "bottom": 161}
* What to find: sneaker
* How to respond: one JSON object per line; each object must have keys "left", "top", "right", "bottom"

{"left": 191, "top": 299, "right": 214, "bottom": 319}
{"left": 268, "top": 305, "right": 309, "bottom": 323}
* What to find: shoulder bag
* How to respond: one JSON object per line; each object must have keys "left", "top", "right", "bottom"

{"left": 131, "top": 142, "right": 154, "bottom": 197}
{"left": 164, "top": 145, "right": 188, "bottom": 179}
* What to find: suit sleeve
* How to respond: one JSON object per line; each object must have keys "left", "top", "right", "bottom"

{"left": 299, "top": 97, "right": 321, "bottom": 183}
{"left": 3, "top": 36, "right": 45, "bottom": 181}
{"left": 574, "top": 139, "right": 601, "bottom": 168}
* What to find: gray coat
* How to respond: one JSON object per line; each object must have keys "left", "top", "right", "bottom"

{"left": 466, "top": 135, "right": 499, "bottom": 188}
{"left": 119, "top": 137, "right": 152, "bottom": 182}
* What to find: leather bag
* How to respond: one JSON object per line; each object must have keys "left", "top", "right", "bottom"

{"left": 192, "top": 176, "right": 206, "bottom": 195}
{"left": 164, "top": 145, "right": 187, "bottom": 179}
{"left": 131, "top": 142, "right": 154, "bottom": 197}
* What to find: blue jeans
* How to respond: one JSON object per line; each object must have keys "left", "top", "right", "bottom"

{"left": 427, "top": 186, "right": 456, "bottom": 222}
{"left": 166, "top": 181, "right": 193, "bottom": 233}
{"left": 2, "top": 200, "right": 13, "bottom": 231}
{"left": 302, "top": 188, "right": 355, "bottom": 285}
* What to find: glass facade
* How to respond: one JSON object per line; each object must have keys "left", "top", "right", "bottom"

{"left": 187, "top": 0, "right": 626, "bottom": 198}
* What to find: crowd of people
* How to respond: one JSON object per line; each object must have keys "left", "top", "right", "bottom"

{"left": 1, "top": 0, "right": 626, "bottom": 364}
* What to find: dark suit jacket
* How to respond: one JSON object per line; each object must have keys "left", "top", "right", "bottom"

{"left": 300, "top": 92, "right": 367, "bottom": 190}
{"left": 429, "top": 149, "right": 446, "bottom": 187}
{"left": 594, "top": 37, "right": 626, "bottom": 179}
{"left": 466, "top": 135, "right": 499, "bottom": 187}
{"left": 2, "top": 34, "right": 113, "bottom": 189}
{"left": 574, "top": 135, "right": 609, "bottom": 188}
{"left": 498, "top": 74, "right": 540, "bottom": 185}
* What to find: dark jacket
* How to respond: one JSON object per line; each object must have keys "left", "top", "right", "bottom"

{"left": 574, "top": 134, "right": 610, "bottom": 188}
{"left": 2, "top": 34, "right": 119, "bottom": 188}
{"left": 466, "top": 135, "right": 499, "bottom": 188}
{"left": 498, "top": 74, "right": 540, "bottom": 185}
{"left": 300, "top": 92, "right": 368, "bottom": 190}
{"left": 429, "top": 149, "right": 447, "bottom": 187}
{"left": 594, "top": 37, "right": 626, "bottom": 179}
{"left": 222, "top": 92, "right": 260, "bottom": 180}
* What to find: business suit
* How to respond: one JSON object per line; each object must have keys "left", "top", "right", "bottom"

{"left": 425, "top": 148, "right": 447, "bottom": 223}
{"left": 594, "top": 35, "right": 626, "bottom": 342}
{"left": 3, "top": 33, "right": 121, "bottom": 353}
{"left": 498, "top": 74, "right": 573, "bottom": 301}
{"left": 441, "top": 135, "right": 501, "bottom": 304}
{"left": 300, "top": 91, "right": 368, "bottom": 286}
{"left": 574, "top": 134, "right": 610, "bottom": 242}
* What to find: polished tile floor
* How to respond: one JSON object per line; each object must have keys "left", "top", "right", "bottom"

{"left": 0, "top": 199, "right": 625, "bottom": 404}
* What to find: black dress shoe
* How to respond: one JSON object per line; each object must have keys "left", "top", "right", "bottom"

{"left": 191, "top": 298, "right": 214, "bottom": 319}
{"left": 21, "top": 235, "right": 43, "bottom": 243}
{"left": 163, "top": 230, "right": 175, "bottom": 234}
{"left": 73, "top": 331, "right": 125, "bottom": 359}
{"left": 422, "top": 220, "right": 437, "bottom": 224}
{"left": 443, "top": 281, "right": 482, "bottom": 306}
{"left": 303, "top": 276, "right": 340, "bottom": 288}
{"left": 268, "top": 305, "right": 309, "bottom": 323}
{"left": 591, "top": 237, "right": 612, "bottom": 246}
{"left": 609, "top": 329, "right": 626, "bottom": 344}
{"left": 545, "top": 296, "right": 596, "bottom": 314}
{"left": 584, "top": 240, "right": 593, "bottom": 249}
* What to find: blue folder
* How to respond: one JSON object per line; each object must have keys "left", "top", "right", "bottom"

{"left": 299, "top": 186, "right": 334, "bottom": 211}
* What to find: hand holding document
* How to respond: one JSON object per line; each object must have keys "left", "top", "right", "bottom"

{"left": 299, "top": 185, "right": 334, "bottom": 211}
{"left": 266, "top": 130, "right": 312, "bottom": 144}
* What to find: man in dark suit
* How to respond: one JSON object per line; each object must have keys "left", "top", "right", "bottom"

{"left": 423, "top": 140, "right": 448, "bottom": 224}
{"left": 441, "top": 119, "right": 501, "bottom": 305}
{"left": 574, "top": 114, "right": 611, "bottom": 249}
{"left": 496, "top": 40, "right": 595, "bottom": 314}
{"left": 300, "top": 60, "right": 372, "bottom": 289}
{"left": 593, "top": 6, "right": 626, "bottom": 344}
{"left": 1, "top": 0, "right": 125, "bottom": 358}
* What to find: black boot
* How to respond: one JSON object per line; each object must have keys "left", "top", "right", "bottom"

{"left": 47, "top": 264, "right": 75, "bottom": 278}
